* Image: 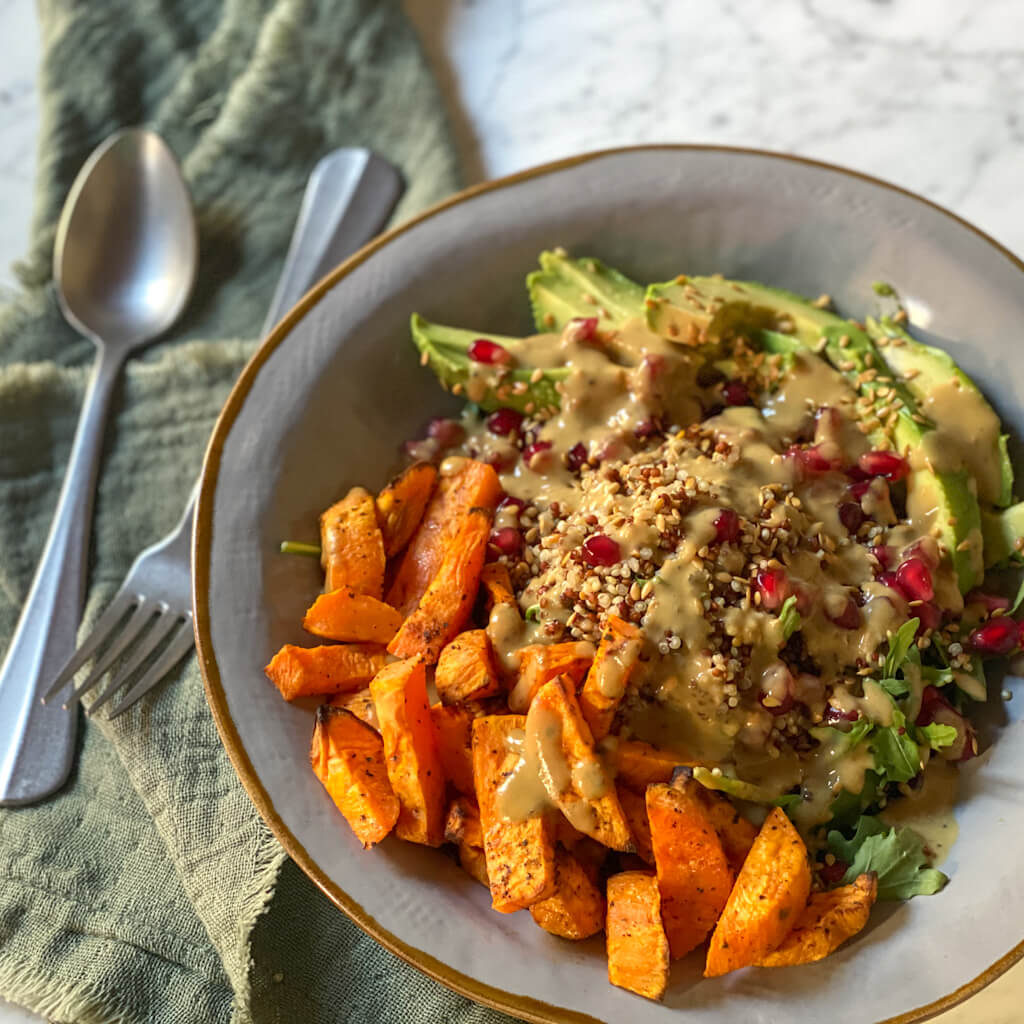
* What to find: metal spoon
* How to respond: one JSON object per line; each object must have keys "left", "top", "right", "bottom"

{"left": 0, "top": 129, "right": 197, "bottom": 805}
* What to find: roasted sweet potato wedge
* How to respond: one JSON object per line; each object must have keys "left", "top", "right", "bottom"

{"left": 606, "top": 872, "right": 670, "bottom": 1001}
{"left": 387, "top": 459, "right": 501, "bottom": 616}
{"left": 617, "top": 786, "right": 654, "bottom": 865}
{"left": 265, "top": 643, "right": 388, "bottom": 701}
{"left": 647, "top": 782, "right": 732, "bottom": 960}
{"left": 320, "top": 486, "right": 386, "bottom": 598}
{"left": 328, "top": 686, "right": 378, "bottom": 730}
{"left": 309, "top": 705, "right": 399, "bottom": 848}
{"left": 579, "top": 615, "right": 642, "bottom": 740}
{"left": 756, "top": 873, "right": 877, "bottom": 968}
{"left": 697, "top": 789, "right": 758, "bottom": 876}
{"left": 479, "top": 562, "right": 517, "bottom": 613}
{"left": 388, "top": 507, "right": 491, "bottom": 663}
{"left": 435, "top": 629, "right": 502, "bottom": 704}
{"left": 509, "top": 641, "right": 595, "bottom": 712}
{"left": 370, "top": 657, "right": 446, "bottom": 846}
{"left": 431, "top": 703, "right": 476, "bottom": 797}
{"left": 614, "top": 740, "right": 694, "bottom": 790}
{"left": 472, "top": 714, "right": 557, "bottom": 912}
{"left": 527, "top": 675, "right": 633, "bottom": 851}
{"left": 444, "top": 794, "right": 484, "bottom": 848}
{"left": 303, "top": 587, "right": 403, "bottom": 644}
{"left": 376, "top": 461, "right": 438, "bottom": 557}
{"left": 458, "top": 843, "right": 490, "bottom": 886}
{"left": 705, "top": 807, "right": 812, "bottom": 977}
{"left": 529, "top": 847, "right": 606, "bottom": 940}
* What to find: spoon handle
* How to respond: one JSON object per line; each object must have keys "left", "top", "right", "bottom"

{"left": 0, "top": 345, "right": 124, "bottom": 804}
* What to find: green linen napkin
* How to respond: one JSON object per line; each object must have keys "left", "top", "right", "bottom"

{"left": 0, "top": 2, "right": 518, "bottom": 1021}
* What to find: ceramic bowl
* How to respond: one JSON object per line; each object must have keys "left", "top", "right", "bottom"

{"left": 194, "top": 145, "right": 1024, "bottom": 1024}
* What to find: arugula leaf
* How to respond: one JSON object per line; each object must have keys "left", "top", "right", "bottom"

{"left": 773, "top": 793, "right": 802, "bottom": 811}
{"left": 877, "top": 676, "right": 909, "bottom": 698}
{"left": 870, "top": 708, "right": 921, "bottom": 783}
{"left": 827, "top": 771, "right": 880, "bottom": 829}
{"left": 811, "top": 718, "right": 873, "bottom": 753}
{"left": 1012, "top": 578, "right": 1024, "bottom": 616}
{"left": 915, "top": 723, "right": 958, "bottom": 750}
{"left": 778, "top": 595, "right": 802, "bottom": 641}
{"left": 884, "top": 618, "right": 921, "bottom": 679}
{"left": 828, "top": 816, "right": 948, "bottom": 900}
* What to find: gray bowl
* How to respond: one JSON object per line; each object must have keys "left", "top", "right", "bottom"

{"left": 194, "top": 145, "right": 1024, "bottom": 1024}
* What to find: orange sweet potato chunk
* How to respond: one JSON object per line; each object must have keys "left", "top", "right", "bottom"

{"left": 617, "top": 786, "right": 654, "bottom": 865}
{"left": 529, "top": 847, "right": 606, "bottom": 940}
{"left": 695, "top": 786, "right": 758, "bottom": 876}
{"left": 328, "top": 687, "right": 378, "bottom": 730}
{"left": 435, "top": 630, "right": 502, "bottom": 704}
{"left": 265, "top": 643, "right": 388, "bottom": 701}
{"left": 388, "top": 507, "right": 491, "bottom": 664}
{"left": 309, "top": 705, "right": 399, "bottom": 848}
{"left": 606, "top": 872, "right": 669, "bottom": 1001}
{"left": 387, "top": 460, "right": 501, "bottom": 616}
{"left": 755, "top": 873, "right": 877, "bottom": 968}
{"left": 430, "top": 703, "right": 476, "bottom": 797}
{"left": 614, "top": 740, "right": 695, "bottom": 790}
{"left": 320, "top": 487, "right": 386, "bottom": 598}
{"left": 579, "top": 615, "right": 643, "bottom": 740}
{"left": 458, "top": 843, "right": 490, "bottom": 887}
{"left": 472, "top": 714, "right": 557, "bottom": 912}
{"left": 705, "top": 807, "right": 812, "bottom": 978}
{"left": 303, "top": 587, "right": 403, "bottom": 644}
{"left": 647, "top": 782, "right": 733, "bottom": 960}
{"left": 375, "top": 461, "right": 438, "bottom": 558}
{"left": 509, "top": 641, "right": 594, "bottom": 712}
{"left": 370, "top": 657, "right": 446, "bottom": 846}
{"left": 479, "top": 562, "right": 517, "bottom": 613}
{"left": 444, "top": 794, "right": 484, "bottom": 848}
{"left": 527, "top": 676, "right": 633, "bottom": 852}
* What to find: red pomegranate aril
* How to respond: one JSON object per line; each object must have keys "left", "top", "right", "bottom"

{"left": 838, "top": 502, "right": 865, "bottom": 534}
{"left": 713, "top": 508, "right": 740, "bottom": 544}
{"left": 566, "top": 442, "right": 588, "bottom": 472}
{"left": 916, "top": 686, "right": 977, "bottom": 762}
{"left": 877, "top": 570, "right": 900, "bottom": 592}
{"left": 902, "top": 537, "right": 940, "bottom": 569}
{"left": 915, "top": 602, "right": 942, "bottom": 634}
{"left": 426, "top": 417, "right": 465, "bottom": 448}
{"left": 634, "top": 418, "right": 663, "bottom": 440}
{"left": 895, "top": 557, "right": 934, "bottom": 602}
{"left": 759, "top": 663, "right": 795, "bottom": 716}
{"left": 858, "top": 449, "right": 909, "bottom": 481}
{"left": 483, "top": 451, "right": 515, "bottom": 472}
{"left": 755, "top": 568, "right": 789, "bottom": 611}
{"left": 489, "top": 527, "right": 522, "bottom": 559}
{"left": 468, "top": 338, "right": 511, "bottom": 365}
{"left": 966, "top": 590, "right": 1011, "bottom": 613}
{"left": 403, "top": 438, "right": 436, "bottom": 462}
{"left": 823, "top": 705, "right": 860, "bottom": 727}
{"left": 567, "top": 316, "right": 599, "bottom": 342}
{"left": 820, "top": 859, "right": 849, "bottom": 885}
{"left": 722, "top": 380, "right": 750, "bottom": 406}
{"left": 581, "top": 534, "right": 621, "bottom": 567}
{"left": 870, "top": 545, "right": 894, "bottom": 570}
{"left": 522, "top": 440, "right": 552, "bottom": 468}
{"left": 828, "top": 597, "right": 861, "bottom": 630}
{"left": 968, "top": 616, "right": 1019, "bottom": 656}
{"left": 486, "top": 407, "right": 524, "bottom": 437}
{"left": 789, "top": 443, "right": 842, "bottom": 478}
{"left": 847, "top": 479, "right": 871, "bottom": 500}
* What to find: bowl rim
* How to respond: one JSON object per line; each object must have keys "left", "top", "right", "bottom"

{"left": 193, "top": 142, "right": 1024, "bottom": 1024}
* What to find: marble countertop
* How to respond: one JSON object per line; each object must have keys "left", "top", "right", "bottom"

{"left": 1, "top": 0, "right": 1023, "bottom": 1020}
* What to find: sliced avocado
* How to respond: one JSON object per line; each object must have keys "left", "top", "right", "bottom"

{"left": 527, "top": 250, "right": 645, "bottom": 333}
{"left": 410, "top": 314, "right": 567, "bottom": 415}
{"left": 981, "top": 502, "right": 1024, "bottom": 567}
{"left": 690, "top": 766, "right": 781, "bottom": 805}
{"left": 866, "top": 316, "right": 1012, "bottom": 507}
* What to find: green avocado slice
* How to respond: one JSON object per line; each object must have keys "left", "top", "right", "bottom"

{"left": 981, "top": 502, "right": 1024, "bottom": 567}
{"left": 866, "top": 315, "right": 1012, "bottom": 508}
{"left": 527, "top": 249, "right": 645, "bottom": 333}
{"left": 409, "top": 314, "right": 567, "bottom": 414}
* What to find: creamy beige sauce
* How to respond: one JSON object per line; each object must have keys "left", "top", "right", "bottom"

{"left": 881, "top": 759, "right": 960, "bottom": 864}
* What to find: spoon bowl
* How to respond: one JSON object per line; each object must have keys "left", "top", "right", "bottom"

{"left": 54, "top": 130, "right": 197, "bottom": 347}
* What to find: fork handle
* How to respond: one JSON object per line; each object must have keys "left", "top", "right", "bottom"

{"left": 0, "top": 343, "right": 125, "bottom": 805}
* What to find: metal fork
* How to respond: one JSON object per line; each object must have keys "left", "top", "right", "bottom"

{"left": 42, "top": 148, "right": 403, "bottom": 718}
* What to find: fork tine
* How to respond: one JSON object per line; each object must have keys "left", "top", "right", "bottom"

{"left": 86, "top": 611, "right": 178, "bottom": 715}
{"left": 106, "top": 622, "right": 194, "bottom": 719}
{"left": 42, "top": 591, "right": 138, "bottom": 702}
{"left": 62, "top": 599, "right": 154, "bottom": 709}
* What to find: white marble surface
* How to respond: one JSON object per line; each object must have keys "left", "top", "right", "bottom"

{"left": 1, "top": 0, "right": 1024, "bottom": 1020}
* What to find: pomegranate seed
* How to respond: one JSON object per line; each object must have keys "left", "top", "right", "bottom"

{"left": 823, "top": 705, "right": 860, "bottom": 727}
{"left": 895, "top": 557, "right": 934, "bottom": 602}
{"left": 915, "top": 602, "right": 942, "bottom": 634}
{"left": 877, "top": 570, "right": 900, "bottom": 591}
{"left": 968, "top": 617, "right": 1018, "bottom": 656}
{"left": 566, "top": 442, "right": 588, "bottom": 472}
{"left": 792, "top": 582, "right": 817, "bottom": 615}
{"left": 426, "top": 417, "right": 465, "bottom": 448}
{"left": 788, "top": 443, "right": 842, "bottom": 478}
{"left": 858, "top": 450, "right": 909, "bottom": 481}
{"left": 483, "top": 451, "right": 515, "bottom": 472}
{"left": 468, "top": 338, "right": 511, "bottom": 365}
{"left": 966, "top": 590, "right": 1011, "bottom": 613}
{"left": 916, "top": 685, "right": 977, "bottom": 762}
{"left": 402, "top": 438, "right": 436, "bottom": 462}
{"left": 486, "top": 408, "right": 523, "bottom": 437}
{"left": 902, "top": 537, "right": 940, "bottom": 569}
{"left": 567, "top": 316, "right": 599, "bottom": 342}
{"left": 755, "top": 568, "right": 789, "bottom": 611}
{"left": 634, "top": 418, "right": 663, "bottom": 440}
{"left": 846, "top": 464, "right": 870, "bottom": 482}
{"left": 522, "top": 440, "right": 552, "bottom": 468}
{"left": 759, "top": 663, "right": 795, "bottom": 716}
{"left": 838, "top": 502, "right": 865, "bottom": 534}
{"left": 497, "top": 494, "right": 526, "bottom": 513}
{"left": 713, "top": 509, "right": 740, "bottom": 545}
{"left": 581, "top": 534, "right": 621, "bottom": 567}
{"left": 847, "top": 479, "right": 872, "bottom": 500}
{"left": 820, "top": 859, "right": 849, "bottom": 886}
{"left": 489, "top": 527, "right": 522, "bottom": 559}
{"left": 870, "top": 545, "right": 894, "bottom": 570}
{"left": 827, "top": 596, "right": 861, "bottom": 630}
{"left": 722, "top": 380, "right": 750, "bottom": 406}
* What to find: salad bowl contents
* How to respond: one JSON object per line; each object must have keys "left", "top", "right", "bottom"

{"left": 266, "top": 249, "right": 1024, "bottom": 1001}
